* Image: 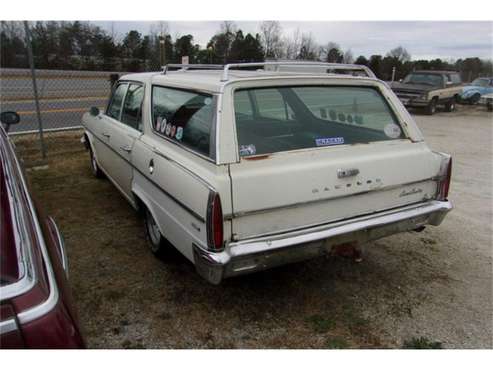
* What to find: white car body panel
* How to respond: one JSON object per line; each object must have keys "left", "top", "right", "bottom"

{"left": 81, "top": 64, "right": 452, "bottom": 284}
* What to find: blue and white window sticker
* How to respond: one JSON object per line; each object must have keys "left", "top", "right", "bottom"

{"left": 315, "top": 137, "right": 345, "bottom": 146}
{"left": 239, "top": 144, "right": 257, "bottom": 156}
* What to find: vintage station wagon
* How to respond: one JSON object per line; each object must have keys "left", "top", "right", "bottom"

{"left": 81, "top": 62, "right": 453, "bottom": 284}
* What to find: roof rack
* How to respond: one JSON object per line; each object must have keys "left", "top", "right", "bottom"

{"left": 161, "top": 62, "right": 376, "bottom": 81}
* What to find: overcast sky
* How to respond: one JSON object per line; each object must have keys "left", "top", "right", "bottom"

{"left": 93, "top": 21, "right": 493, "bottom": 60}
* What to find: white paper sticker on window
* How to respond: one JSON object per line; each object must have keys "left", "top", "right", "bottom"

{"left": 384, "top": 123, "right": 402, "bottom": 139}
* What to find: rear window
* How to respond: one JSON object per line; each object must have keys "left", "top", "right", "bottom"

{"left": 234, "top": 86, "right": 405, "bottom": 157}
{"left": 152, "top": 86, "right": 216, "bottom": 159}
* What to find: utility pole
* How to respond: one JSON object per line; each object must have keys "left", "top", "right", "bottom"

{"left": 23, "top": 21, "right": 46, "bottom": 159}
{"left": 159, "top": 36, "right": 164, "bottom": 67}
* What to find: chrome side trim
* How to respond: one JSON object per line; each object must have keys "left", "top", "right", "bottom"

{"left": 48, "top": 216, "right": 69, "bottom": 278}
{"left": 0, "top": 132, "right": 37, "bottom": 301}
{"left": 16, "top": 194, "right": 60, "bottom": 325}
{"left": 2, "top": 131, "right": 60, "bottom": 324}
{"left": 0, "top": 318, "right": 18, "bottom": 335}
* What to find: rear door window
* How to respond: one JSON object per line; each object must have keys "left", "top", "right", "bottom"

{"left": 234, "top": 86, "right": 405, "bottom": 157}
{"left": 121, "top": 83, "right": 144, "bottom": 131}
{"left": 151, "top": 86, "right": 216, "bottom": 159}
{"left": 106, "top": 83, "right": 128, "bottom": 120}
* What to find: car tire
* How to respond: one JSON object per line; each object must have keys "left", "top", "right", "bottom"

{"left": 89, "top": 148, "right": 104, "bottom": 178}
{"left": 469, "top": 93, "right": 481, "bottom": 105}
{"left": 144, "top": 208, "right": 169, "bottom": 258}
{"left": 425, "top": 99, "right": 437, "bottom": 115}
{"left": 444, "top": 99, "right": 456, "bottom": 112}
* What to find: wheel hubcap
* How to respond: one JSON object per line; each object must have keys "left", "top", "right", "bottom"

{"left": 91, "top": 152, "right": 97, "bottom": 173}
{"left": 146, "top": 211, "right": 161, "bottom": 249}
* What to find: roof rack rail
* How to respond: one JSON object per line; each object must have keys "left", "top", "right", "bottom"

{"left": 161, "top": 62, "right": 376, "bottom": 81}
{"left": 162, "top": 64, "right": 224, "bottom": 74}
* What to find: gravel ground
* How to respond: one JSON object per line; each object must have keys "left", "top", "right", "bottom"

{"left": 23, "top": 104, "right": 492, "bottom": 349}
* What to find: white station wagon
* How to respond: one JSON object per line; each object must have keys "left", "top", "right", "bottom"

{"left": 81, "top": 62, "right": 453, "bottom": 284}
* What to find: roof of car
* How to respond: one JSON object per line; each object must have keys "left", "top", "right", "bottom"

{"left": 120, "top": 69, "right": 376, "bottom": 93}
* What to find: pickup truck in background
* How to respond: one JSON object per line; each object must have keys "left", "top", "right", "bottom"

{"left": 391, "top": 70, "right": 463, "bottom": 115}
{"left": 81, "top": 62, "right": 453, "bottom": 285}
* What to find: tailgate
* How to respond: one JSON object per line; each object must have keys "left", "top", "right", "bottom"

{"left": 228, "top": 141, "right": 441, "bottom": 239}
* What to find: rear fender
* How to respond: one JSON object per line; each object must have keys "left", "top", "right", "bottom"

{"left": 461, "top": 88, "right": 480, "bottom": 99}
{"left": 131, "top": 185, "right": 162, "bottom": 232}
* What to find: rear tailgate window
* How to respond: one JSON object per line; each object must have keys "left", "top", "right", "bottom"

{"left": 234, "top": 86, "right": 405, "bottom": 157}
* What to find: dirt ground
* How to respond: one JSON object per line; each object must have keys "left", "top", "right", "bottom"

{"left": 19, "top": 104, "right": 492, "bottom": 349}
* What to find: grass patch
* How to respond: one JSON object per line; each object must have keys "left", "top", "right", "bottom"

{"left": 403, "top": 337, "right": 443, "bottom": 349}
{"left": 305, "top": 315, "right": 336, "bottom": 334}
{"left": 326, "top": 336, "right": 349, "bottom": 349}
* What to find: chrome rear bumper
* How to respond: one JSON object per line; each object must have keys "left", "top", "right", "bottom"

{"left": 193, "top": 200, "right": 452, "bottom": 284}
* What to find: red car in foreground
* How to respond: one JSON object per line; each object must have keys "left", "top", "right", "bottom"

{"left": 0, "top": 112, "right": 85, "bottom": 348}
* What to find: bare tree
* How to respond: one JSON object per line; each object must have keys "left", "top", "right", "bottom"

{"left": 283, "top": 28, "right": 302, "bottom": 60}
{"left": 220, "top": 21, "right": 237, "bottom": 35}
{"left": 298, "top": 32, "right": 319, "bottom": 60}
{"left": 387, "top": 46, "right": 411, "bottom": 63}
{"left": 259, "top": 21, "right": 284, "bottom": 59}
{"left": 321, "top": 42, "right": 343, "bottom": 63}
{"left": 343, "top": 49, "right": 354, "bottom": 64}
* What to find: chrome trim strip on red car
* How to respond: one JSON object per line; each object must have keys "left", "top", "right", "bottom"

{"left": 48, "top": 216, "right": 69, "bottom": 278}
{"left": 0, "top": 131, "right": 37, "bottom": 301}
{"left": 0, "top": 318, "right": 18, "bottom": 335}
{"left": 0, "top": 128, "right": 60, "bottom": 325}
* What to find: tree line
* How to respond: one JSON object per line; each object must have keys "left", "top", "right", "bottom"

{"left": 1, "top": 21, "right": 491, "bottom": 81}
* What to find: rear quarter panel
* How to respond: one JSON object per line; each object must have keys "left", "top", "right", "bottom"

{"left": 131, "top": 133, "right": 232, "bottom": 261}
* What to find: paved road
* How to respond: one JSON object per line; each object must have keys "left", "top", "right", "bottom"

{"left": 1, "top": 68, "right": 113, "bottom": 133}
{"left": 1, "top": 96, "right": 107, "bottom": 133}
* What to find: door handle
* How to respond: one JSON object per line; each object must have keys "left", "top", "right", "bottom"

{"left": 149, "top": 159, "right": 154, "bottom": 174}
{"left": 102, "top": 132, "right": 111, "bottom": 138}
{"left": 120, "top": 145, "right": 132, "bottom": 153}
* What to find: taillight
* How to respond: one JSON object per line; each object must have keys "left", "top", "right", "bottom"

{"left": 207, "top": 192, "right": 224, "bottom": 251}
{"left": 437, "top": 157, "right": 452, "bottom": 201}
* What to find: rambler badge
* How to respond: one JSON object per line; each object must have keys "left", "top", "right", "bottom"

{"left": 399, "top": 188, "right": 423, "bottom": 197}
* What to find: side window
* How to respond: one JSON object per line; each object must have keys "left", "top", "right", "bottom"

{"left": 152, "top": 86, "right": 215, "bottom": 158}
{"left": 121, "top": 83, "right": 144, "bottom": 131}
{"left": 450, "top": 73, "right": 461, "bottom": 84}
{"left": 106, "top": 83, "right": 128, "bottom": 120}
{"left": 253, "top": 88, "right": 294, "bottom": 121}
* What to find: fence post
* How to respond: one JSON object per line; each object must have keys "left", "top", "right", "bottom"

{"left": 23, "top": 21, "right": 47, "bottom": 159}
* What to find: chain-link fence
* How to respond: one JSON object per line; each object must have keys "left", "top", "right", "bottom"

{"left": 0, "top": 68, "right": 118, "bottom": 162}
